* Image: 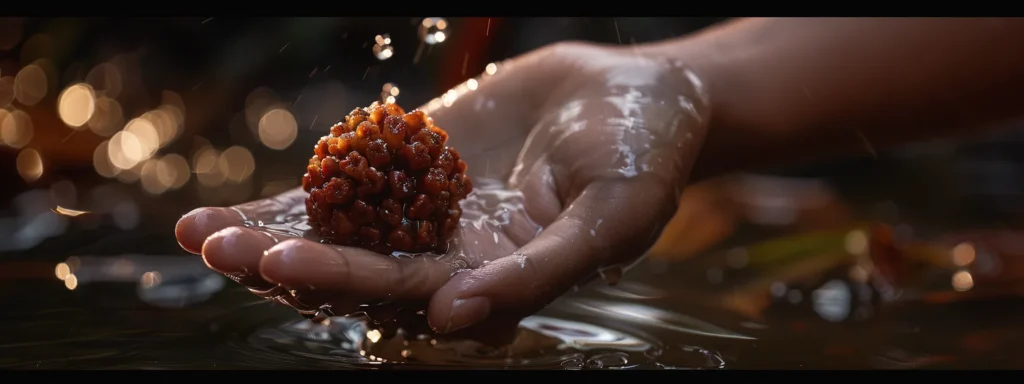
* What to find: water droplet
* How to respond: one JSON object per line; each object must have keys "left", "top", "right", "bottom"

{"left": 372, "top": 34, "right": 394, "bottom": 61}
{"left": 415, "top": 310, "right": 426, "bottom": 315}
{"left": 644, "top": 347, "right": 663, "bottom": 359}
{"left": 400, "top": 349, "right": 412, "bottom": 358}
{"left": 598, "top": 265, "right": 624, "bottom": 286}
{"left": 586, "top": 352, "right": 629, "bottom": 368}
{"left": 513, "top": 252, "right": 527, "bottom": 268}
{"left": 561, "top": 358, "right": 583, "bottom": 370}
{"left": 418, "top": 17, "right": 449, "bottom": 45}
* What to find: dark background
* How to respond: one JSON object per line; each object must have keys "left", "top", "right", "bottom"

{"left": 0, "top": 17, "right": 728, "bottom": 257}
{"left": 1, "top": 16, "right": 1023, "bottom": 258}
{"left": 3, "top": 17, "right": 1024, "bottom": 370}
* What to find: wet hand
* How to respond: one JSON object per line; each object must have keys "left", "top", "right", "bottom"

{"left": 175, "top": 42, "right": 709, "bottom": 335}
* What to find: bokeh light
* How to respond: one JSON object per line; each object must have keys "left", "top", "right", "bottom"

{"left": 87, "top": 96, "right": 124, "bottom": 137}
{"left": 108, "top": 130, "right": 144, "bottom": 170}
{"left": 124, "top": 117, "right": 160, "bottom": 160}
{"left": 952, "top": 242, "right": 976, "bottom": 267}
{"left": 16, "top": 147, "right": 43, "bottom": 182}
{"left": 1, "top": 109, "right": 33, "bottom": 148}
{"left": 157, "top": 154, "right": 190, "bottom": 190}
{"left": 64, "top": 274, "right": 78, "bottom": 290}
{"left": 419, "top": 18, "right": 449, "bottom": 45}
{"left": 115, "top": 160, "right": 144, "bottom": 184}
{"left": 143, "top": 107, "right": 183, "bottom": 148}
{"left": 13, "top": 61, "right": 48, "bottom": 106}
{"left": 441, "top": 89, "right": 458, "bottom": 107}
{"left": 54, "top": 262, "right": 70, "bottom": 280}
{"left": 219, "top": 145, "right": 256, "bottom": 183}
{"left": 93, "top": 140, "right": 118, "bottom": 178}
{"left": 57, "top": 83, "right": 97, "bottom": 129}
{"left": 85, "top": 62, "right": 123, "bottom": 99}
{"left": 952, "top": 270, "right": 974, "bottom": 292}
{"left": 373, "top": 34, "right": 394, "bottom": 61}
{"left": 139, "top": 159, "right": 168, "bottom": 195}
{"left": 244, "top": 87, "right": 279, "bottom": 139}
{"left": 194, "top": 146, "right": 225, "bottom": 187}
{"left": 381, "top": 83, "right": 400, "bottom": 103}
{"left": 257, "top": 108, "right": 297, "bottom": 150}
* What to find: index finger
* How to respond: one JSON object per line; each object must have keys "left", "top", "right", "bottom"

{"left": 175, "top": 188, "right": 306, "bottom": 254}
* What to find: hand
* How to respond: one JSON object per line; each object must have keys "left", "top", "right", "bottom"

{"left": 175, "top": 42, "right": 709, "bottom": 336}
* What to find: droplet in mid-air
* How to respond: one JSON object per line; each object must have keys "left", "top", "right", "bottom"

{"left": 418, "top": 17, "right": 449, "bottom": 45}
{"left": 381, "top": 83, "right": 400, "bottom": 103}
{"left": 373, "top": 34, "right": 394, "bottom": 61}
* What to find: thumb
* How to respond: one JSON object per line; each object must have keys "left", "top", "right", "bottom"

{"left": 426, "top": 176, "right": 678, "bottom": 334}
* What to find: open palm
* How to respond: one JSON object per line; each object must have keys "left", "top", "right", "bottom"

{"left": 176, "top": 42, "right": 709, "bottom": 335}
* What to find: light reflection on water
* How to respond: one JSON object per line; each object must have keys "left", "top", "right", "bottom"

{"left": 7, "top": 221, "right": 1024, "bottom": 370}
{"left": 5, "top": 173, "right": 1024, "bottom": 369}
{"left": 245, "top": 313, "right": 726, "bottom": 369}
{"left": 7, "top": 253, "right": 742, "bottom": 370}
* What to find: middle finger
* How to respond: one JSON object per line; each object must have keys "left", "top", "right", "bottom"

{"left": 260, "top": 238, "right": 454, "bottom": 302}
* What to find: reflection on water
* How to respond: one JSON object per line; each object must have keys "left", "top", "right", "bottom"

{"left": 5, "top": 222, "right": 1024, "bottom": 369}
{"left": 6, "top": 172, "right": 1024, "bottom": 369}
{"left": 244, "top": 313, "right": 724, "bottom": 369}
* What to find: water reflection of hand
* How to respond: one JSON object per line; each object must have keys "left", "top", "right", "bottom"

{"left": 176, "top": 42, "right": 708, "bottom": 336}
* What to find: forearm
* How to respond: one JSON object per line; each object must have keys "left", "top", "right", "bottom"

{"left": 644, "top": 18, "right": 1024, "bottom": 180}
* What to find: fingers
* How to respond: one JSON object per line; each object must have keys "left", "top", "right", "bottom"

{"left": 200, "top": 226, "right": 281, "bottom": 289}
{"left": 175, "top": 188, "right": 306, "bottom": 254}
{"left": 428, "top": 176, "right": 677, "bottom": 334}
{"left": 176, "top": 207, "right": 244, "bottom": 254}
{"left": 259, "top": 238, "right": 453, "bottom": 302}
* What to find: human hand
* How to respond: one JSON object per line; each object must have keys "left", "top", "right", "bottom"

{"left": 175, "top": 42, "right": 709, "bottom": 336}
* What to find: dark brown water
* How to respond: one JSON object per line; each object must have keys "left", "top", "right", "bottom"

{"left": 4, "top": 216, "right": 1024, "bottom": 369}
{"left": 5, "top": 156, "right": 1024, "bottom": 370}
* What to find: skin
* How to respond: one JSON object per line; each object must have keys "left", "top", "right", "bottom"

{"left": 177, "top": 17, "right": 1024, "bottom": 337}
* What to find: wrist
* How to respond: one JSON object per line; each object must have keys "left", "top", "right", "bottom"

{"left": 635, "top": 20, "right": 800, "bottom": 182}
{"left": 634, "top": 32, "right": 751, "bottom": 181}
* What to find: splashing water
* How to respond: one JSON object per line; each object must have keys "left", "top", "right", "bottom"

{"left": 231, "top": 177, "right": 542, "bottom": 284}
{"left": 235, "top": 300, "right": 733, "bottom": 370}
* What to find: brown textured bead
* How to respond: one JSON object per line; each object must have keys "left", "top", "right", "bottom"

{"left": 303, "top": 102, "right": 472, "bottom": 254}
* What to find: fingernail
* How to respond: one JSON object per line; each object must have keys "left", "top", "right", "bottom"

{"left": 443, "top": 297, "right": 490, "bottom": 334}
